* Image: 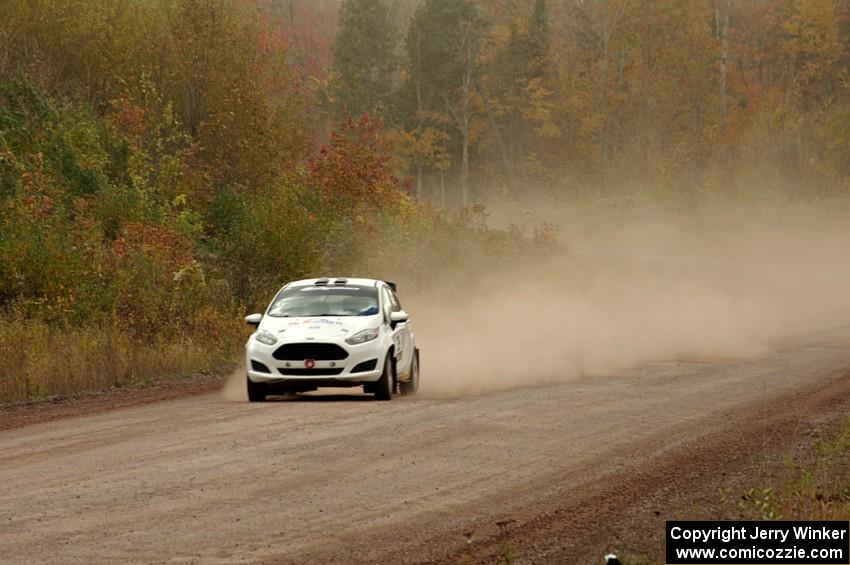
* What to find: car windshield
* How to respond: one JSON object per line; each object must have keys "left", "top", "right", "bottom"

{"left": 267, "top": 285, "right": 380, "bottom": 317}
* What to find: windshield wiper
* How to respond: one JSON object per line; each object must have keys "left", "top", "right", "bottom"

{"left": 305, "top": 313, "right": 353, "bottom": 317}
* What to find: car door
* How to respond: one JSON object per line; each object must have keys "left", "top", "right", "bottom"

{"left": 387, "top": 287, "right": 413, "bottom": 376}
{"left": 381, "top": 286, "right": 404, "bottom": 372}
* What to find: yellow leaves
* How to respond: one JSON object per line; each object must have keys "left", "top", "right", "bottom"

{"left": 394, "top": 193, "right": 418, "bottom": 225}
{"left": 172, "top": 259, "right": 206, "bottom": 286}
{"left": 535, "top": 122, "right": 561, "bottom": 140}
{"left": 522, "top": 77, "right": 560, "bottom": 139}
{"left": 108, "top": 95, "right": 147, "bottom": 141}
{"left": 388, "top": 126, "right": 452, "bottom": 171}
{"left": 782, "top": 0, "right": 847, "bottom": 100}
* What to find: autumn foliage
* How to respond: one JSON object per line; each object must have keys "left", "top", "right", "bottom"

{"left": 309, "top": 115, "right": 403, "bottom": 212}
{"left": 1, "top": 0, "right": 850, "bottom": 400}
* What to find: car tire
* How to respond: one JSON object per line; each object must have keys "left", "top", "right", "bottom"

{"left": 374, "top": 353, "right": 394, "bottom": 401}
{"left": 247, "top": 375, "right": 267, "bottom": 402}
{"left": 399, "top": 349, "right": 419, "bottom": 396}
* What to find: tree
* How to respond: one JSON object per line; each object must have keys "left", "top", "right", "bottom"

{"left": 527, "top": 0, "right": 550, "bottom": 81}
{"left": 477, "top": 0, "right": 556, "bottom": 188}
{"left": 387, "top": 125, "right": 450, "bottom": 202}
{"left": 782, "top": 0, "right": 848, "bottom": 110}
{"left": 405, "top": 0, "right": 481, "bottom": 206}
{"left": 329, "top": 0, "right": 398, "bottom": 119}
{"left": 715, "top": 0, "right": 731, "bottom": 121}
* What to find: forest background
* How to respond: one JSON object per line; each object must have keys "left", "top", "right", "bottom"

{"left": 1, "top": 0, "right": 848, "bottom": 400}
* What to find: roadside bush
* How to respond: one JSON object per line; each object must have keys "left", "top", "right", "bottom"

{"left": 723, "top": 419, "right": 850, "bottom": 520}
{"left": 215, "top": 179, "right": 324, "bottom": 310}
{"left": 0, "top": 314, "right": 231, "bottom": 401}
{"left": 0, "top": 77, "right": 555, "bottom": 402}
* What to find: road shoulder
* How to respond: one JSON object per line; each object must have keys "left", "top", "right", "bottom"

{"left": 0, "top": 371, "right": 229, "bottom": 431}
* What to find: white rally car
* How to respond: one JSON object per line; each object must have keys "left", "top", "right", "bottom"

{"left": 244, "top": 277, "right": 419, "bottom": 401}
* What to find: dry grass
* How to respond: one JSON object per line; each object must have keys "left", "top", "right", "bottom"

{"left": 609, "top": 421, "right": 850, "bottom": 564}
{"left": 723, "top": 418, "right": 850, "bottom": 520}
{"left": 0, "top": 317, "right": 240, "bottom": 402}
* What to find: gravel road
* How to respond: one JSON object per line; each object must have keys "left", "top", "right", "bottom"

{"left": 2, "top": 326, "right": 850, "bottom": 564}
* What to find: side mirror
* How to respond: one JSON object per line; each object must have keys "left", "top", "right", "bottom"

{"left": 245, "top": 313, "right": 262, "bottom": 327}
{"left": 389, "top": 311, "right": 409, "bottom": 325}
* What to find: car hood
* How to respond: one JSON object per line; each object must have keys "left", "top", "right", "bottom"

{"left": 259, "top": 315, "right": 380, "bottom": 340}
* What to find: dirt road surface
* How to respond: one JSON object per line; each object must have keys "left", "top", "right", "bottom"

{"left": 2, "top": 326, "right": 850, "bottom": 564}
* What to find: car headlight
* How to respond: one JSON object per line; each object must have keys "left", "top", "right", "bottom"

{"left": 254, "top": 330, "right": 278, "bottom": 346}
{"left": 345, "top": 328, "right": 379, "bottom": 345}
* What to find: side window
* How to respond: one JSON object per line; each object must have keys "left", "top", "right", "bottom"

{"left": 381, "top": 287, "right": 392, "bottom": 322}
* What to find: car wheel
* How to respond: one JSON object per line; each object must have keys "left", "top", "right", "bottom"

{"left": 374, "top": 353, "right": 394, "bottom": 401}
{"left": 399, "top": 349, "right": 419, "bottom": 396}
{"left": 247, "top": 375, "right": 267, "bottom": 402}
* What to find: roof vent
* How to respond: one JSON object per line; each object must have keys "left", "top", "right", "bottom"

{"left": 315, "top": 278, "right": 329, "bottom": 285}
{"left": 333, "top": 278, "right": 348, "bottom": 285}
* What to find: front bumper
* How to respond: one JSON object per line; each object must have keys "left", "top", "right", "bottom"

{"left": 246, "top": 337, "right": 384, "bottom": 385}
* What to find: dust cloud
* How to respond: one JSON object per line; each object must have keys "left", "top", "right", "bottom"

{"left": 223, "top": 199, "right": 850, "bottom": 401}
{"left": 221, "top": 368, "right": 247, "bottom": 402}
{"left": 406, "top": 199, "right": 850, "bottom": 397}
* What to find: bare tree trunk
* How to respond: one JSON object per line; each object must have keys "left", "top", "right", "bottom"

{"left": 481, "top": 91, "right": 513, "bottom": 192}
{"left": 593, "top": 0, "right": 611, "bottom": 190}
{"left": 414, "top": 29, "right": 423, "bottom": 116}
{"left": 460, "top": 31, "right": 472, "bottom": 207}
{"left": 440, "top": 167, "right": 446, "bottom": 211}
{"left": 441, "top": 27, "right": 475, "bottom": 208}
{"left": 415, "top": 29, "right": 424, "bottom": 200}
{"left": 716, "top": 0, "right": 730, "bottom": 120}
{"left": 285, "top": 0, "right": 295, "bottom": 26}
{"left": 642, "top": 33, "right": 652, "bottom": 171}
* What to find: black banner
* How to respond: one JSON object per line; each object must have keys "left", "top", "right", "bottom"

{"left": 666, "top": 521, "right": 849, "bottom": 564}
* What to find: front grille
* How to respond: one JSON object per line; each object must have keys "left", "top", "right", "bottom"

{"left": 278, "top": 368, "right": 344, "bottom": 376}
{"left": 351, "top": 359, "right": 378, "bottom": 373}
{"left": 251, "top": 360, "right": 271, "bottom": 373}
{"left": 273, "top": 343, "right": 348, "bottom": 361}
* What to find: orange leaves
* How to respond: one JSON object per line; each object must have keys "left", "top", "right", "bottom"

{"left": 108, "top": 96, "right": 147, "bottom": 141}
{"left": 308, "top": 114, "right": 402, "bottom": 213}
{"left": 782, "top": 0, "right": 849, "bottom": 106}
{"left": 113, "top": 221, "right": 193, "bottom": 276}
{"left": 16, "top": 152, "right": 58, "bottom": 223}
{"left": 107, "top": 219, "right": 216, "bottom": 337}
